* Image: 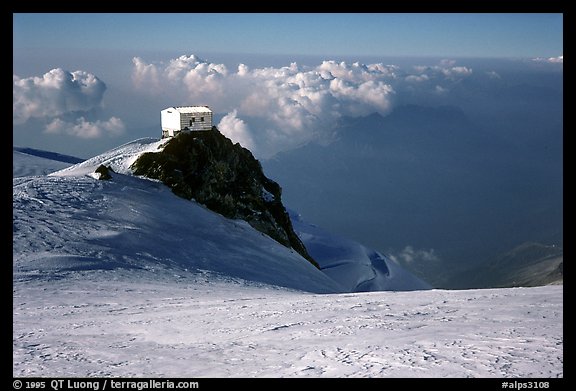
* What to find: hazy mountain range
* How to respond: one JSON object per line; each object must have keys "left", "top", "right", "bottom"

{"left": 263, "top": 104, "right": 563, "bottom": 288}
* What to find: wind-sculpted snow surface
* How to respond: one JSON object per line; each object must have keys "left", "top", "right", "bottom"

{"left": 13, "top": 138, "right": 428, "bottom": 293}
{"left": 13, "top": 276, "right": 562, "bottom": 377}
{"left": 12, "top": 142, "right": 562, "bottom": 377}
{"left": 13, "top": 161, "right": 340, "bottom": 294}
{"left": 291, "top": 212, "right": 432, "bottom": 292}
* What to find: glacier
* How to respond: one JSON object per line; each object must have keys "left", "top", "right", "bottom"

{"left": 12, "top": 141, "right": 562, "bottom": 377}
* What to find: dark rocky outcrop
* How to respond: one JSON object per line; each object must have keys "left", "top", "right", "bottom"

{"left": 95, "top": 164, "right": 113, "bottom": 180}
{"left": 131, "top": 127, "right": 319, "bottom": 268}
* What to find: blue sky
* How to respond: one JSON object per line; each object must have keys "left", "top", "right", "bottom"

{"left": 13, "top": 13, "right": 563, "bottom": 58}
{"left": 13, "top": 12, "right": 563, "bottom": 159}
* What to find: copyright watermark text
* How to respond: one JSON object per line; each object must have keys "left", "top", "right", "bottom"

{"left": 13, "top": 379, "right": 199, "bottom": 391}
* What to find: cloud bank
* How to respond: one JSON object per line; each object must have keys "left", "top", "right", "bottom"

{"left": 132, "top": 54, "right": 483, "bottom": 157}
{"left": 533, "top": 55, "right": 563, "bottom": 63}
{"left": 45, "top": 117, "right": 125, "bottom": 139}
{"left": 217, "top": 110, "right": 255, "bottom": 151}
{"left": 13, "top": 68, "right": 125, "bottom": 138}
{"left": 389, "top": 246, "right": 440, "bottom": 265}
{"left": 133, "top": 55, "right": 405, "bottom": 156}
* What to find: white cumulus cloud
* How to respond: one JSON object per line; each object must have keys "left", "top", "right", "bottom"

{"left": 132, "top": 57, "right": 161, "bottom": 90}
{"left": 439, "top": 59, "right": 457, "bottom": 67}
{"left": 549, "top": 55, "right": 563, "bottom": 63}
{"left": 440, "top": 66, "right": 473, "bottom": 79}
{"left": 13, "top": 68, "right": 107, "bottom": 124}
{"left": 533, "top": 55, "right": 563, "bottom": 63}
{"left": 132, "top": 55, "right": 399, "bottom": 157}
{"left": 405, "top": 74, "right": 430, "bottom": 83}
{"left": 389, "top": 246, "right": 439, "bottom": 264}
{"left": 45, "top": 117, "right": 125, "bottom": 139}
{"left": 217, "top": 110, "right": 254, "bottom": 151}
{"left": 411, "top": 61, "right": 473, "bottom": 80}
{"left": 14, "top": 68, "right": 125, "bottom": 140}
{"left": 132, "top": 55, "right": 228, "bottom": 101}
{"left": 485, "top": 71, "right": 501, "bottom": 79}
{"left": 131, "top": 55, "right": 480, "bottom": 157}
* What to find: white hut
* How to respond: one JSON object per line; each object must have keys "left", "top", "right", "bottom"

{"left": 161, "top": 106, "right": 213, "bottom": 138}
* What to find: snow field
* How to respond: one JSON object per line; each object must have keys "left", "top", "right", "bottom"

{"left": 13, "top": 142, "right": 563, "bottom": 378}
{"left": 13, "top": 276, "right": 562, "bottom": 378}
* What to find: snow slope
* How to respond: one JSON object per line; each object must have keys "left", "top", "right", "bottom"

{"left": 13, "top": 275, "right": 563, "bottom": 377}
{"left": 12, "top": 141, "right": 563, "bottom": 377}
{"left": 14, "top": 139, "right": 341, "bottom": 294}
{"left": 292, "top": 213, "right": 431, "bottom": 292}
{"left": 13, "top": 149, "right": 75, "bottom": 178}
{"left": 14, "top": 137, "right": 429, "bottom": 293}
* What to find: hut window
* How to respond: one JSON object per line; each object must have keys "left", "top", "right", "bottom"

{"left": 200, "top": 117, "right": 205, "bottom": 122}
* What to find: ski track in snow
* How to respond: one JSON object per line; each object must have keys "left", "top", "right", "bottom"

{"left": 13, "top": 276, "right": 562, "bottom": 378}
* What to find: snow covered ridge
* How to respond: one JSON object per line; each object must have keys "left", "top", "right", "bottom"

{"left": 12, "top": 144, "right": 563, "bottom": 377}
{"left": 14, "top": 138, "right": 428, "bottom": 292}
{"left": 50, "top": 137, "right": 168, "bottom": 178}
